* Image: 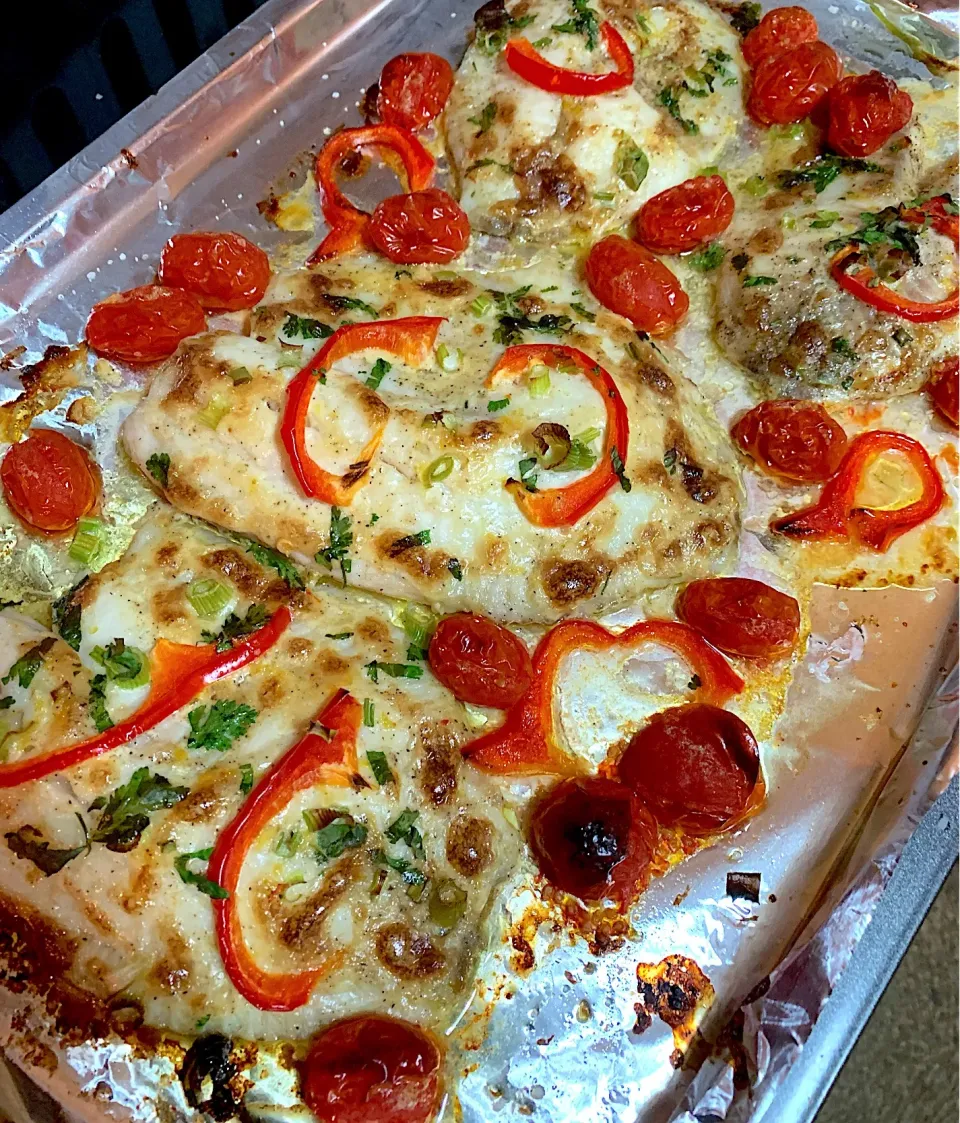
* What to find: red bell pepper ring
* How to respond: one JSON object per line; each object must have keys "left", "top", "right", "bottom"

{"left": 505, "top": 21, "right": 634, "bottom": 96}
{"left": 488, "top": 344, "right": 630, "bottom": 527}
{"left": 309, "top": 125, "right": 435, "bottom": 263}
{"left": 208, "top": 689, "right": 361, "bottom": 1011}
{"left": 462, "top": 619, "right": 744, "bottom": 775}
{"left": 281, "top": 317, "right": 444, "bottom": 505}
{"left": 772, "top": 430, "right": 945, "bottom": 552}
{"left": 830, "top": 196, "right": 959, "bottom": 323}
{"left": 0, "top": 607, "right": 291, "bottom": 788}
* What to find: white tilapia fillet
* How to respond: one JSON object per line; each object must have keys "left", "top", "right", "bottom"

{"left": 120, "top": 262, "right": 742, "bottom": 624}
{"left": 0, "top": 508, "right": 520, "bottom": 1042}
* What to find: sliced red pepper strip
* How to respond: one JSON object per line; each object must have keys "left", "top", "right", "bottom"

{"left": 309, "top": 125, "right": 435, "bottom": 264}
{"left": 462, "top": 619, "right": 743, "bottom": 776}
{"left": 505, "top": 21, "right": 634, "bottom": 96}
{"left": 0, "top": 607, "right": 291, "bottom": 788}
{"left": 208, "top": 689, "right": 361, "bottom": 1011}
{"left": 487, "top": 344, "right": 629, "bottom": 527}
{"left": 829, "top": 196, "right": 959, "bottom": 323}
{"left": 281, "top": 317, "right": 444, "bottom": 504}
{"left": 772, "top": 429, "right": 945, "bottom": 551}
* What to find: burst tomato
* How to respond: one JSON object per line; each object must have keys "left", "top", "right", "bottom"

{"left": 85, "top": 285, "right": 207, "bottom": 364}
{"left": 301, "top": 1015, "right": 442, "bottom": 1123}
{"left": 826, "top": 71, "right": 914, "bottom": 157}
{"left": 747, "top": 40, "right": 842, "bottom": 126}
{"left": 158, "top": 231, "right": 271, "bottom": 311}
{"left": 741, "top": 6, "right": 818, "bottom": 68}
{"left": 528, "top": 776, "right": 658, "bottom": 906}
{"left": 367, "top": 189, "right": 470, "bottom": 264}
{"left": 732, "top": 399, "right": 849, "bottom": 483}
{"left": 617, "top": 703, "right": 761, "bottom": 834}
{"left": 585, "top": 235, "right": 689, "bottom": 335}
{"left": 634, "top": 175, "right": 735, "bottom": 255}
{"left": 377, "top": 53, "right": 454, "bottom": 132}
{"left": 428, "top": 612, "right": 532, "bottom": 709}
{"left": 1, "top": 429, "right": 98, "bottom": 533}
{"left": 926, "top": 355, "right": 958, "bottom": 428}
{"left": 676, "top": 577, "right": 801, "bottom": 660}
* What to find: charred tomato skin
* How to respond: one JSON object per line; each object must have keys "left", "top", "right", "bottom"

{"left": 85, "top": 284, "right": 207, "bottom": 364}
{"left": 1, "top": 428, "right": 99, "bottom": 533}
{"left": 741, "top": 6, "right": 818, "bottom": 68}
{"left": 732, "top": 399, "right": 849, "bottom": 484}
{"left": 367, "top": 189, "right": 470, "bottom": 264}
{"left": 617, "top": 703, "right": 761, "bottom": 834}
{"left": 301, "top": 1014, "right": 442, "bottom": 1123}
{"left": 428, "top": 612, "right": 532, "bottom": 709}
{"left": 158, "top": 231, "right": 271, "bottom": 311}
{"left": 585, "top": 235, "right": 689, "bottom": 335}
{"left": 529, "top": 775, "right": 657, "bottom": 906}
{"left": 634, "top": 175, "right": 735, "bottom": 255}
{"left": 926, "top": 355, "right": 959, "bottom": 428}
{"left": 676, "top": 577, "right": 801, "bottom": 660}
{"left": 377, "top": 53, "right": 454, "bottom": 132}
{"left": 747, "top": 40, "right": 842, "bottom": 126}
{"left": 826, "top": 71, "right": 913, "bottom": 158}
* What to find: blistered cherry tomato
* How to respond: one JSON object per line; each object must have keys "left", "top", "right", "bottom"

{"left": 634, "top": 175, "right": 735, "bottom": 255}
{"left": 742, "top": 6, "right": 818, "bottom": 68}
{"left": 826, "top": 71, "right": 914, "bottom": 158}
{"left": 926, "top": 355, "right": 958, "bottom": 428}
{"left": 367, "top": 189, "right": 470, "bottom": 264}
{"left": 747, "top": 40, "right": 842, "bottom": 126}
{"left": 732, "top": 399, "right": 849, "bottom": 483}
{"left": 85, "top": 285, "right": 207, "bottom": 364}
{"left": 585, "top": 235, "right": 689, "bottom": 335}
{"left": 617, "top": 703, "right": 761, "bottom": 834}
{"left": 676, "top": 577, "right": 801, "bottom": 660}
{"left": 158, "top": 231, "right": 271, "bottom": 311}
{"left": 428, "top": 612, "right": 532, "bottom": 709}
{"left": 301, "top": 1014, "right": 441, "bottom": 1123}
{"left": 528, "top": 776, "right": 658, "bottom": 906}
{"left": 377, "top": 53, "right": 454, "bottom": 132}
{"left": 1, "top": 429, "right": 98, "bottom": 533}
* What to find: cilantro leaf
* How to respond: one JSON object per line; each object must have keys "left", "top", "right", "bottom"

{"left": 778, "top": 155, "right": 882, "bottom": 194}
{"left": 551, "top": 0, "right": 600, "bottom": 49}
{"left": 321, "top": 294, "right": 379, "bottom": 319}
{"left": 2, "top": 638, "right": 55, "bottom": 689}
{"left": 658, "top": 86, "right": 699, "bottom": 135}
{"left": 175, "top": 848, "right": 229, "bottom": 898}
{"left": 315, "top": 817, "right": 368, "bottom": 861}
{"left": 611, "top": 447, "right": 632, "bottom": 492}
{"left": 493, "top": 313, "right": 573, "bottom": 346}
{"left": 90, "top": 638, "right": 147, "bottom": 685}
{"left": 371, "top": 848, "right": 427, "bottom": 898}
{"left": 730, "top": 2, "right": 761, "bottom": 35}
{"left": 88, "top": 674, "right": 113, "bottom": 732}
{"left": 743, "top": 275, "right": 778, "bottom": 287}
{"left": 239, "top": 764, "right": 254, "bottom": 795}
{"left": 387, "top": 530, "right": 431, "bottom": 556}
{"left": 244, "top": 540, "right": 305, "bottom": 589}
{"left": 689, "top": 242, "right": 726, "bottom": 272}
{"left": 201, "top": 604, "right": 269, "bottom": 652}
{"left": 145, "top": 452, "right": 170, "bottom": 488}
{"left": 365, "top": 358, "right": 391, "bottom": 390}
{"left": 468, "top": 101, "right": 497, "bottom": 136}
{"left": 366, "top": 750, "right": 394, "bottom": 786}
{"left": 385, "top": 809, "right": 425, "bottom": 860}
{"left": 447, "top": 558, "right": 463, "bottom": 582}
{"left": 364, "top": 661, "right": 424, "bottom": 683}
{"left": 315, "top": 506, "right": 353, "bottom": 585}
{"left": 5, "top": 818, "right": 89, "bottom": 875}
{"left": 187, "top": 700, "right": 259, "bottom": 752}
{"left": 283, "top": 312, "right": 334, "bottom": 340}
{"left": 52, "top": 578, "right": 86, "bottom": 651}
{"left": 88, "top": 767, "right": 189, "bottom": 852}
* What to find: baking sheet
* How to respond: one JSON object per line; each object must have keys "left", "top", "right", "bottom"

{"left": 0, "top": 0, "right": 957, "bottom": 1120}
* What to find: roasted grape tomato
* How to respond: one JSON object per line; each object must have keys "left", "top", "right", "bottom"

{"left": 926, "top": 356, "right": 958, "bottom": 428}
{"left": 1, "top": 429, "right": 98, "bottom": 533}
{"left": 747, "top": 40, "right": 842, "bottom": 126}
{"left": 741, "top": 6, "right": 818, "bottom": 68}
{"left": 676, "top": 578, "right": 801, "bottom": 660}
{"left": 529, "top": 776, "right": 657, "bottom": 906}
{"left": 377, "top": 53, "right": 454, "bottom": 132}
{"left": 367, "top": 189, "right": 470, "bottom": 264}
{"left": 428, "top": 612, "right": 532, "bottom": 709}
{"left": 85, "top": 285, "right": 207, "bottom": 364}
{"left": 585, "top": 235, "right": 689, "bottom": 335}
{"left": 301, "top": 1014, "right": 442, "bottom": 1123}
{"left": 634, "top": 175, "right": 735, "bottom": 255}
{"left": 732, "top": 399, "right": 848, "bottom": 483}
{"left": 826, "top": 71, "right": 913, "bottom": 158}
{"left": 158, "top": 232, "right": 271, "bottom": 311}
{"left": 618, "top": 704, "right": 761, "bottom": 833}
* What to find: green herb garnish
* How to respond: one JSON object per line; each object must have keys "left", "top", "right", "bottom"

{"left": 245, "top": 540, "right": 305, "bottom": 589}
{"left": 365, "top": 358, "right": 391, "bottom": 390}
{"left": 201, "top": 604, "right": 269, "bottom": 652}
{"left": 88, "top": 674, "right": 113, "bottom": 732}
{"left": 367, "top": 750, "right": 394, "bottom": 785}
{"left": 145, "top": 452, "right": 170, "bottom": 488}
{"left": 186, "top": 700, "right": 258, "bottom": 752}
{"left": 2, "top": 638, "right": 55, "bottom": 689}
{"left": 364, "top": 661, "right": 424, "bottom": 683}
{"left": 175, "top": 848, "right": 229, "bottom": 898}
{"left": 283, "top": 313, "right": 334, "bottom": 340}
{"left": 88, "top": 767, "right": 189, "bottom": 852}
{"left": 316, "top": 506, "right": 353, "bottom": 586}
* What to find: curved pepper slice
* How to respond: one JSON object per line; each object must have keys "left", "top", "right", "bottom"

{"left": 0, "top": 607, "right": 291, "bottom": 788}
{"left": 208, "top": 689, "right": 361, "bottom": 1011}
{"left": 505, "top": 21, "right": 634, "bottom": 96}
{"left": 309, "top": 125, "right": 435, "bottom": 264}
{"left": 830, "top": 196, "right": 959, "bottom": 323}
{"left": 281, "top": 317, "right": 444, "bottom": 505}
{"left": 488, "top": 344, "right": 629, "bottom": 527}
{"left": 462, "top": 619, "right": 743, "bottom": 775}
{"left": 772, "top": 429, "right": 945, "bottom": 551}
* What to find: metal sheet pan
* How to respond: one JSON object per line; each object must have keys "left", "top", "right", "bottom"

{"left": 0, "top": 0, "right": 956, "bottom": 1121}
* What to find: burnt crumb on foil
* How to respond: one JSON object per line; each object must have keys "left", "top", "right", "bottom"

{"left": 181, "top": 1034, "right": 241, "bottom": 1121}
{"left": 726, "top": 871, "right": 761, "bottom": 903}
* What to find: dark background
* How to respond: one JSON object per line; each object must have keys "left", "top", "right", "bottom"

{"left": 0, "top": 0, "right": 271, "bottom": 213}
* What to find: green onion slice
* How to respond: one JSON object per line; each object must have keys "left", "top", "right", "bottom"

{"left": 68, "top": 517, "right": 105, "bottom": 567}
{"left": 187, "top": 579, "right": 233, "bottom": 618}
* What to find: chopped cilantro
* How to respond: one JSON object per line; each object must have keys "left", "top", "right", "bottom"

{"left": 245, "top": 540, "right": 305, "bottom": 589}
{"left": 365, "top": 661, "right": 424, "bottom": 683}
{"left": 88, "top": 767, "right": 188, "bottom": 852}
{"left": 658, "top": 86, "right": 699, "bottom": 135}
{"left": 570, "top": 301, "right": 596, "bottom": 322}
{"left": 371, "top": 848, "right": 427, "bottom": 897}
{"left": 831, "top": 336, "right": 854, "bottom": 356}
{"left": 385, "top": 809, "right": 425, "bottom": 860}
{"left": 517, "top": 455, "right": 539, "bottom": 492}
{"left": 367, "top": 750, "right": 394, "bottom": 785}
{"left": 88, "top": 674, "right": 113, "bottom": 732}
{"left": 52, "top": 578, "right": 86, "bottom": 651}
{"left": 315, "top": 817, "right": 367, "bottom": 861}
{"left": 175, "top": 848, "right": 229, "bottom": 898}
{"left": 365, "top": 358, "right": 391, "bottom": 390}
{"left": 387, "top": 529, "right": 431, "bottom": 555}
{"left": 730, "top": 1, "right": 761, "bottom": 35}
{"left": 5, "top": 818, "right": 89, "bottom": 876}
{"left": 145, "top": 452, "right": 170, "bottom": 488}
{"left": 187, "top": 700, "right": 258, "bottom": 752}
{"left": 778, "top": 155, "right": 882, "bottom": 195}
{"left": 316, "top": 506, "right": 353, "bottom": 585}
{"left": 468, "top": 101, "right": 497, "bottom": 136}
{"left": 611, "top": 447, "right": 632, "bottom": 492}
{"left": 321, "top": 294, "right": 379, "bottom": 319}
{"left": 551, "top": 0, "right": 600, "bottom": 49}
{"left": 689, "top": 242, "right": 725, "bottom": 272}
{"left": 743, "top": 275, "right": 778, "bottom": 287}
{"left": 239, "top": 764, "right": 254, "bottom": 795}
{"left": 447, "top": 558, "right": 463, "bottom": 582}
{"left": 488, "top": 397, "right": 511, "bottom": 411}
{"left": 201, "top": 604, "right": 269, "bottom": 652}
{"left": 2, "top": 637, "right": 54, "bottom": 689}
{"left": 283, "top": 312, "right": 334, "bottom": 340}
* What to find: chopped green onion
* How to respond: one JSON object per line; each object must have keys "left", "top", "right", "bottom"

{"left": 698, "top": 165, "right": 721, "bottom": 178}
{"left": 429, "top": 878, "right": 468, "bottom": 929}
{"left": 573, "top": 427, "right": 602, "bottom": 444}
{"left": 363, "top": 698, "right": 375, "bottom": 727}
{"left": 615, "top": 138, "right": 649, "bottom": 191}
{"left": 197, "top": 394, "right": 231, "bottom": 430}
{"left": 90, "top": 639, "right": 150, "bottom": 689}
{"left": 528, "top": 365, "right": 551, "bottom": 397}
{"left": 555, "top": 440, "right": 598, "bottom": 472}
{"left": 593, "top": 191, "right": 616, "bottom": 202}
{"left": 463, "top": 703, "right": 489, "bottom": 729}
{"left": 773, "top": 122, "right": 804, "bottom": 140}
{"left": 810, "top": 210, "right": 841, "bottom": 228}
{"left": 68, "top": 517, "right": 106, "bottom": 567}
{"left": 227, "top": 366, "right": 252, "bottom": 384}
{"left": 433, "top": 270, "right": 459, "bottom": 281}
{"left": 423, "top": 455, "right": 455, "bottom": 486}
{"left": 275, "top": 829, "right": 301, "bottom": 858}
{"left": 743, "top": 175, "right": 767, "bottom": 196}
{"left": 367, "top": 750, "right": 394, "bottom": 785}
{"left": 186, "top": 579, "right": 233, "bottom": 618}
{"left": 470, "top": 293, "right": 493, "bottom": 317}
{"left": 301, "top": 808, "right": 326, "bottom": 832}
{"left": 435, "top": 343, "right": 461, "bottom": 372}
{"left": 239, "top": 764, "right": 254, "bottom": 794}
{"left": 276, "top": 353, "right": 303, "bottom": 369}
{"left": 399, "top": 602, "right": 438, "bottom": 661}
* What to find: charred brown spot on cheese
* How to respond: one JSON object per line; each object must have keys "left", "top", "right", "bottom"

{"left": 122, "top": 859, "right": 161, "bottom": 915}
{"left": 159, "top": 773, "right": 233, "bottom": 829}
{"left": 284, "top": 637, "right": 314, "bottom": 662}
{"left": 417, "top": 720, "right": 462, "bottom": 806}
{"left": 375, "top": 922, "right": 445, "bottom": 978}
{"left": 455, "top": 420, "right": 501, "bottom": 448}
{"left": 632, "top": 361, "right": 677, "bottom": 399}
{"left": 540, "top": 556, "right": 611, "bottom": 607}
{"left": 663, "top": 422, "right": 725, "bottom": 505}
{"left": 165, "top": 342, "right": 223, "bottom": 408}
{"left": 200, "top": 548, "right": 290, "bottom": 603}
{"left": 356, "top": 616, "right": 392, "bottom": 646}
{"left": 483, "top": 534, "right": 508, "bottom": 569}
{"left": 446, "top": 815, "right": 494, "bottom": 877}
{"left": 307, "top": 274, "right": 354, "bottom": 303}
{"left": 258, "top": 858, "right": 357, "bottom": 954}
{"left": 257, "top": 676, "right": 285, "bottom": 708}
{"left": 633, "top": 954, "right": 714, "bottom": 1061}
{"left": 313, "top": 651, "right": 351, "bottom": 677}
{"left": 418, "top": 278, "right": 474, "bottom": 298}
{"left": 152, "top": 585, "right": 188, "bottom": 626}
{"left": 155, "top": 542, "right": 181, "bottom": 571}
{"left": 0, "top": 344, "right": 86, "bottom": 443}
{"left": 148, "top": 932, "right": 193, "bottom": 994}
{"left": 162, "top": 471, "right": 204, "bottom": 510}
{"left": 376, "top": 532, "right": 449, "bottom": 581}
{"left": 510, "top": 147, "right": 587, "bottom": 216}
{"left": 767, "top": 321, "right": 830, "bottom": 383}
{"left": 747, "top": 226, "right": 784, "bottom": 256}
